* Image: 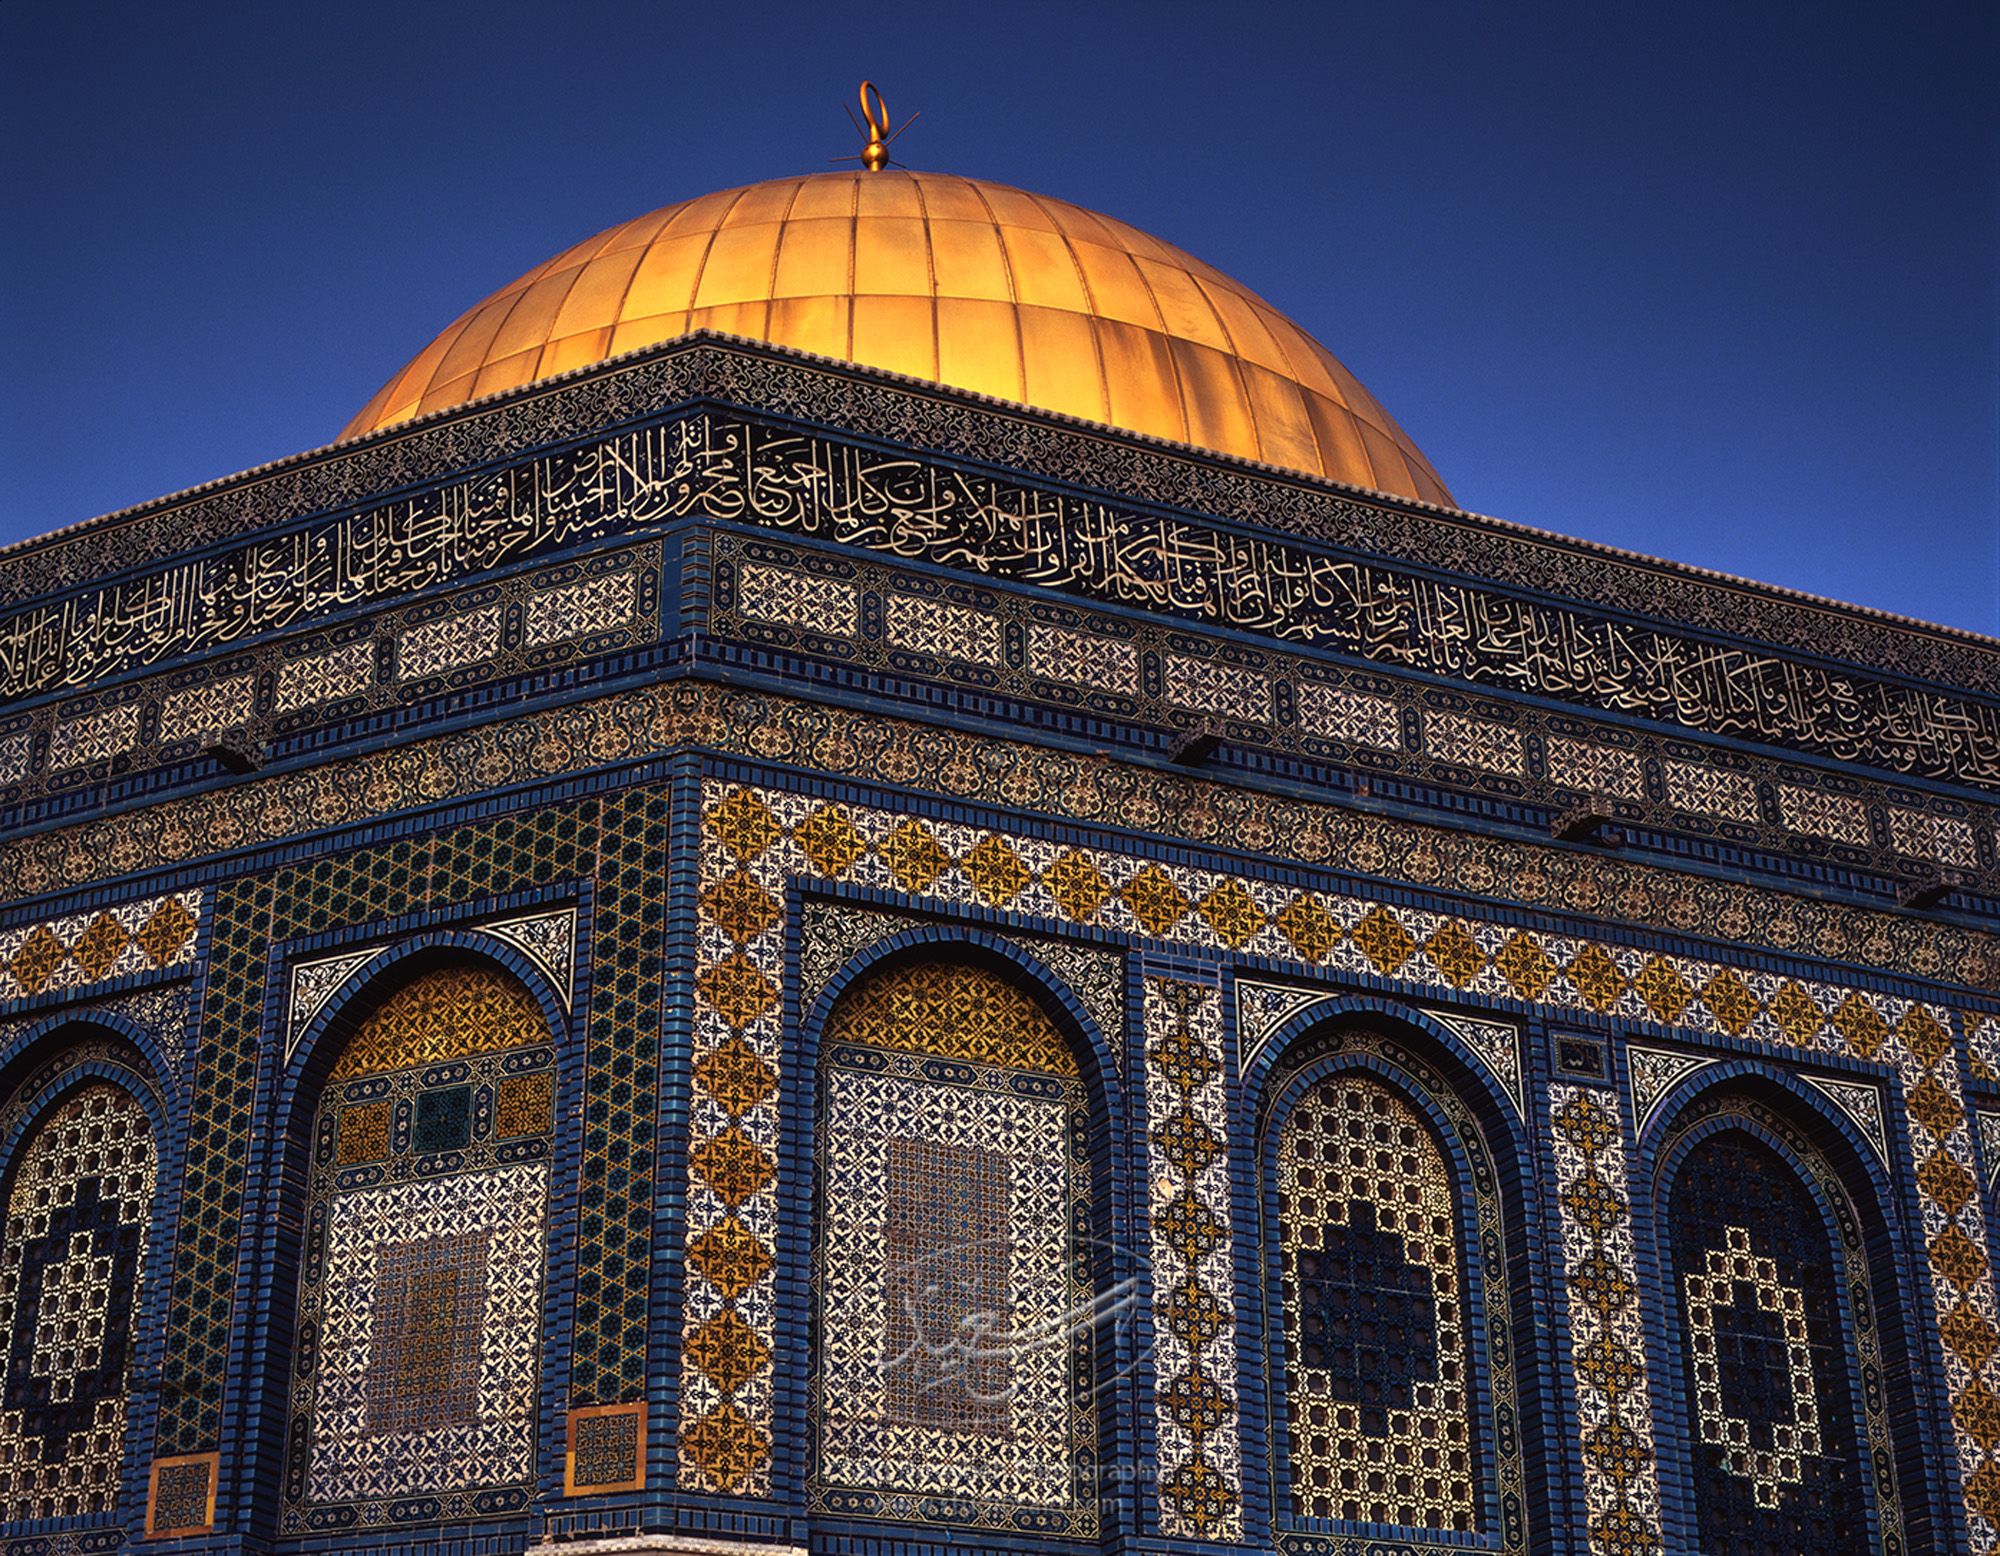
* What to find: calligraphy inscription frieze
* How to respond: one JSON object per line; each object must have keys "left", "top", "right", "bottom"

{"left": 5, "top": 545, "right": 659, "bottom": 802}
{"left": 5, "top": 409, "right": 1998, "bottom": 791}
{"left": 8, "top": 340, "right": 1992, "bottom": 695}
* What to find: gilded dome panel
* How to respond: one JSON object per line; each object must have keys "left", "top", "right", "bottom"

{"left": 341, "top": 170, "right": 1452, "bottom": 506}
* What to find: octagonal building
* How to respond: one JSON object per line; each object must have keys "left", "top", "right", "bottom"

{"left": 0, "top": 167, "right": 1990, "bottom": 1556}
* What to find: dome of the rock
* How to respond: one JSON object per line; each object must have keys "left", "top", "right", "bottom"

{"left": 342, "top": 169, "right": 1452, "bottom": 506}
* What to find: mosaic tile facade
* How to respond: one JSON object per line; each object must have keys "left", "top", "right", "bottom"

{"left": 1278, "top": 1069, "right": 1477, "bottom": 1529}
{"left": 283, "top": 963, "right": 556, "bottom": 1533}
{"left": 810, "top": 960, "right": 1098, "bottom": 1535}
{"left": 1660, "top": 1120, "right": 1888, "bottom": 1553}
{"left": 153, "top": 801, "right": 613, "bottom": 1457}
{"left": 3, "top": 545, "right": 656, "bottom": 801}
{"left": 4, "top": 335, "right": 1999, "bottom": 1556}
{"left": 1261, "top": 1027, "right": 1528, "bottom": 1555}
{"left": 1551, "top": 1084, "right": 1662, "bottom": 1556}
{"left": 1142, "top": 976, "right": 1243, "bottom": 1540}
{"left": 4, "top": 681, "right": 1992, "bottom": 994}
{"left": 708, "top": 537, "right": 2000, "bottom": 879}
{"left": 0, "top": 1083, "right": 156, "bottom": 1523}
{"left": 0, "top": 891, "right": 200, "bottom": 1003}
{"left": 17, "top": 402, "right": 2000, "bottom": 791}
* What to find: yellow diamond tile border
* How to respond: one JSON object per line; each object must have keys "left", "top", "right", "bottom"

{"left": 688, "top": 783, "right": 2000, "bottom": 1546}
{"left": 0, "top": 889, "right": 202, "bottom": 1003}
{"left": 1551, "top": 1084, "right": 1662, "bottom": 1555}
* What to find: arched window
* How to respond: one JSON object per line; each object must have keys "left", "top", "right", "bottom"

{"left": 1265, "top": 1033, "right": 1518, "bottom": 1542}
{"left": 280, "top": 963, "right": 556, "bottom": 1536}
{"left": 808, "top": 958, "right": 1099, "bottom": 1539}
{"left": 0, "top": 1077, "right": 157, "bottom": 1523}
{"left": 1659, "top": 1103, "right": 1896, "bottom": 1554}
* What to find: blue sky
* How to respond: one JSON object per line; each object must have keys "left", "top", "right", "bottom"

{"left": 2, "top": 1, "right": 1995, "bottom": 633}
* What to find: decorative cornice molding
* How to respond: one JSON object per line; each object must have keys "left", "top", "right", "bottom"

{"left": 5, "top": 334, "right": 1993, "bottom": 702}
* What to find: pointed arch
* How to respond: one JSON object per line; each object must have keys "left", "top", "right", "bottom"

{"left": 1253, "top": 1007, "right": 1529, "bottom": 1551}
{"left": 272, "top": 954, "right": 560, "bottom": 1536}
{"left": 802, "top": 945, "right": 1107, "bottom": 1541}
{"left": 0, "top": 1030, "right": 170, "bottom": 1528}
{"left": 1648, "top": 1082, "right": 1915, "bottom": 1555}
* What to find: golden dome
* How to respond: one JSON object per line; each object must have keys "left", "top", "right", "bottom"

{"left": 343, "top": 170, "right": 1452, "bottom": 506}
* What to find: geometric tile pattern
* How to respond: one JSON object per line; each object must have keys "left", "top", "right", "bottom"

{"left": 17, "top": 348, "right": 2000, "bottom": 772}
{"left": 1426, "top": 713, "right": 1525, "bottom": 777}
{"left": 565, "top": 1401, "right": 645, "bottom": 1495}
{"left": 796, "top": 898, "right": 1125, "bottom": 1054}
{"left": 397, "top": 607, "right": 504, "bottom": 682}
{"left": 145, "top": 1452, "right": 217, "bottom": 1537}
{"left": 46, "top": 706, "right": 142, "bottom": 772}
{"left": 811, "top": 960, "right": 1096, "bottom": 1534}
{"left": 693, "top": 777, "right": 2000, "bottom": 1546}
{"left": 4, "top": 540, "right": 658, "bottom": 811}
{"left": 1890, "top": 806, "right": 1980, "bottom": 868}
{"left": 1682, "top": 1227, "right": 1830, "bottom": 1510}
{"left": 0, "top": 890, "right": 201, "bottom": 1003}
{"left": 1668, "top": 1132, "right": 1868, "bottom": 1551}
{"left": 1296, "top": 683, "right": 1402, "bottom": 751}
{"left": 1882, "top": 1027, "right": 2000, "bottom": 1549}
{"left": 301, "top": 1165, "right": 549, "bottom": 1515}
{"left": 1547, "top": 736, "right": 1646, "bottom": 800}
{"left": 155, "top": 804, "right": 598, "bottom": 1456}
{"left": 274, "top": 641, "right": 377, "bottom": 714}
{"left": 1967, "top": 1016, "right": 2000, "bottom": 1084}
{"left": 479, "top": 906, "right": 579, "bottom": 1008}
{"left": 681, "top": 794, "right": 791, "bottom": 1497}
{"left": 1663, "top": 759, "right": 1762, "bottom": 824}
{"left": 737, "top": 562, "right": 858, "bottom": 639}
{"left": 1799, "top": 1074, "right": 1891, "bottom": 1170}
{"left": 1426, "top": 1007, "right": 1526, "bottom": 1120}
{"left": 1241, "top": 988, "right": 1523, "bottom": 1121}
{"left": 284, "top": 963, "right": 555, "bottom": 1533}
{"left": 570, "top": 788, "right": 669, "bottom": 1408}
{"left": 523, "top": 571, "right": 639, "bottom": 650}
{"left": 1142, "top": 977, "right": 1241, "bottom": 1540}
{"left": 1165, "top": 655, "right": 1270, "bottom": 722}
{"left": 284, "top": 950, "right": 380, "bottom": 1060}
{"left": 1551, "top": 1084, "right": 1662, "bottom": 1556}
{"left": 1276, "top": 1070, "right": 1478, "bottom": 1531}
{"left": 1235, "top": 979, "right": 1341, "bottom": 1073}
{"left": 5, "top": 682, "right": 1992, "bottom": 1007}
{"left": 36, "top": 379, "right": 1996, "bottom": 813}
{"left": 0, "top": 1084, "right": 156, "bottom": 1522}
{"left": 708, "top": 541, "right": 2000, "bottom": 877}
{"left": 1028, "top": 625, "right": 1141, "bottom": 695}
{"left": 885, "top": 594, "right": 1003, "bottom": 667}
{"left": 157, "top": 674, "right": 255, "bottom": 744}
{"left": 698, "top": 784, "right": 1937, "bottom": 1056}
{"left": 326, "top": 963, "right": 549, "bottom": 1078}
{"left": 1777, "top": 786, "right": 1872, "bottom": 847}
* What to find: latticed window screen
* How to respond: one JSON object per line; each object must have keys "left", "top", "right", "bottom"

{"left": 282, "top": 963, "right": 556, "bottom": 1534}
{"left": 0, "top": 1082, "right": 156, "bottom": 1522}
{"left": 1275, "top": 1069, "right": 1481, "bottom": 1532}
{"left": 810, "top": 958, "right": 1100, "bottom": 1539}
{"left": 1667, "top": 1129, "right": 1871, "bottom": 1556}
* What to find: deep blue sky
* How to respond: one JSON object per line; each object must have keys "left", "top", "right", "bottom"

{"left": 3, "top": 2, "right": 1996, "bottom": 634}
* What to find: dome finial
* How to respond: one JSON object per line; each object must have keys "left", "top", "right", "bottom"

{"left": 834, "top": 80, "right": 919, "bottom": 173}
